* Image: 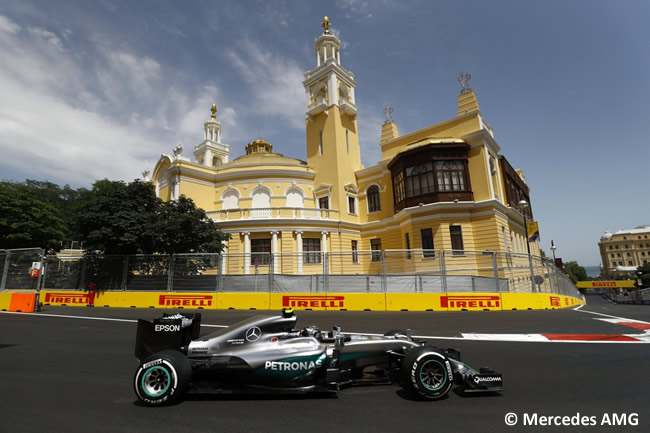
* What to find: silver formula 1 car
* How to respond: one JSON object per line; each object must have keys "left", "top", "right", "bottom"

{"left": 133, "top": 310, "right": 503, "bottom": 405}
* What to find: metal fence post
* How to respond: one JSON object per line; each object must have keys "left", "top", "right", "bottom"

{"left": 78, "top": 256, "right": 87, "bottom": 290}
{"left": 216, "top": 254, "right": 222, "bottom": 292}
{"left": 528, "top": 253, "right": 536, "bottom": 292}
{"left": 0, "top": 251, "right": 10, "bottom": 291}
{"left": 268, "top": 253, "right": 274, "bottom": 292}
{"left": 381, "top": 252, "right": 387, "bottom": 293}
{"left": 167, "top": 255, "right": 174, "bottom": 292}
{"left": 440, "top": 250, "right": 447, "bottom": 292}
{"left": 492, "top": 252, "right": 500, "bottom": 292}
{"left": 323, "top": 252, "right": 329, "bottom": 292}
{"left": 121, "top": 255, "right": 129, "bottom": 291}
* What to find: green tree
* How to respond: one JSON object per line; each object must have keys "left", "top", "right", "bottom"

{"left": 154, "top": 195, "right": 228, "bottom": 254}
{"left": 74, "top": 179, "right": 227, "bottom": 255}
{"left": 637, "top": 263, "right": 650, "bottom": 288}
{"left": 74, "top": 179, "right": 161, "bottom": 254}
{"left": 0, "top": 181, "right": 67, "bottom": 250}
{"left": 563, "top": 260, "right": 588, "bottom": 284}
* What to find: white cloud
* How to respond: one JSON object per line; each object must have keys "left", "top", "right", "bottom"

{"left": 336, "top": 0, "right": 376, "bottom": 19}
{"left": 227, "top": 41, "right": 305, "bottom": 130}
{"left": 28, "top": 27, "right": 64, "bottom": 51}
{"left": 95, "top": 49, "right": 161, "bottom": 103}
{"left": 0, "top": 15, "right": 221, "bottom": 186}
{"left": 0, "top": 15, "right": 20, "bottom": 33}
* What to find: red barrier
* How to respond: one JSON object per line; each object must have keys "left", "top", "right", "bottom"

{"left": 9, "top": 293, "right": 37, "bottom": 313}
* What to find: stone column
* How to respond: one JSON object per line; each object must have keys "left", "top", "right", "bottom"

{"left": 243, "top": 232, "right": 250, "bottom": 275}
{"left": 296, "top": 231, "right": 303, "bottom": 275}
{"left": 271, "top": 231, "right": 279, "bottom": 275}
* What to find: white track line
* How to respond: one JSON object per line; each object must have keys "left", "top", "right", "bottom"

{"left": 3, "top": 310, "right": 650, "bottom": 343}
{"left": 0, "top": 310, "right": 227, "bottom": 327}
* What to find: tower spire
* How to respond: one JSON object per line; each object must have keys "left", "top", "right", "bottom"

{"left": 193, "top": 103, "right": 230, "bottom": 167}
{"left": 322, "top": 16, "right": 331, "bottom": 34}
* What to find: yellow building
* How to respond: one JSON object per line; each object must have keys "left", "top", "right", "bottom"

{"left": 599, "top": 226, "right": 650, "bottom": 278}
{"left": 151, "top": 17, "right": 540, "bottom": 291}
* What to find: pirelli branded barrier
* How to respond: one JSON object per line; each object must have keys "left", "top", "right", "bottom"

{"left": 38, "top": 290, "right": 584, "bottom": 312}
{"left": 576, "top": 280, "right": 636, "bottom": 289}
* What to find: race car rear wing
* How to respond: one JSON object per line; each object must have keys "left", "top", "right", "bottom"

{"left": 135, "top": 313, "right": 202, "bottom": 361}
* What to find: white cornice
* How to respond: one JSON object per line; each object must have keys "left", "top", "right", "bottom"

{"left": 303, "top": 62, "right": 356, "bottom": 88}
{"left": 462, "top": 129, "right": 501, "bottom": 154}
{"left": 378, "top": 111, "right": 479, "bottom": 151}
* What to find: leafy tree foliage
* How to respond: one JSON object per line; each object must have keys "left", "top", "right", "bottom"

{"left": 637, "top": 263, "right": 650, "bottom": 288}
{"left": 563, "top": 260, "right": 588, "bottom": 284}
{"left": 0, "top": 181, "right": 67, "bottom": 251}
{"left": 75, "top": 179, "right": 160, "bottom": 254}
{"left": 75, "top": 179, "right": 227, "bottom": 254}
{"left": 153, "top": 195, "right": 228, "bottom": 254}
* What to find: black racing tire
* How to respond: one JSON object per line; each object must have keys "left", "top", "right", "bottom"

{"left": 134, "top": 350, "right": 191, "bottom": 406}
{"left": 383, "top": 329, "right": 411, "bottom": 341}
{"left": 400, "top": 347, "right": 454, "bottom": 400}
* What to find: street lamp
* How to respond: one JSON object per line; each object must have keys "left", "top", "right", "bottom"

{"left": 518, "top": 199, "right": 531, "bottom": 257}
{"left": 550, "top": 240, "right": 557, "bottom": 261}
{"left": 518, "top": 199, "right": 536, "bottom": 292}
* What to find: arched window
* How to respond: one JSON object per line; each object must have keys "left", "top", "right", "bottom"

{"left": 212, "top": 156, "right": 222, "bottom": 167}
{"left": 285, "top": 187, "right": 304, "bottom": 208}
{"left": 222, "top": 189, "right": 239, "bottom": 210}
{"left": 367, "top": 185, "right": 381, "bottom": 213}
{"left": 435, "top": 160, "right": 466, "bottom": 191}
{"left": 251, "top": 186, "right": 271, "bottom": 218}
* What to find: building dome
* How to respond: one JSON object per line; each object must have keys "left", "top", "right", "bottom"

{"left": 227, "top": 139, "right": 307, "bottom": 167}
{"left": 246, "top": 138, "right": 273, "bottom": 155}
{"left": 600, "top": 231, "right": 613, "bottom": 240}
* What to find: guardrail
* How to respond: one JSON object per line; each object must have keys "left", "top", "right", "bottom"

{"left": 601, "top": 287, "right": 650, "bottom": 305}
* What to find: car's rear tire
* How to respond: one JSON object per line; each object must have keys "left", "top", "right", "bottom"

{"left": 384, "top": 329, "right": 411, "bottom": 341}
{"left": 134, "top": 350, "right": 191, "bottom": 406}
{"left": 400, "top": 347, "right": 453, "bottom": 400}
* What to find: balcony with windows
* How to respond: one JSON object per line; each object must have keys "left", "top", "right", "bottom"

{"left": 388, "top": 142, "right": 473, "bottom": 212}
{"left": 207, "top": 207, "right": 339, "bottom": 222}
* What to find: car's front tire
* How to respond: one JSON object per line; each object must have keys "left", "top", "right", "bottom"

{"left": 400, "top": 347, "right": 453, "bottom": 400}
{"left": 134, "top": 350, "right": 191, "bottom": 406}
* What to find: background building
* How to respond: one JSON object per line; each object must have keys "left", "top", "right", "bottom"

{"left": 151, "top": 18, "right": 541, "bottom": 291}
{"left": 599, "top": 226, "right": 650, "bottom": 278}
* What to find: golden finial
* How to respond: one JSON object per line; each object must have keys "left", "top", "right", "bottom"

{"left": 322, "top": 16, "right": 331, "bottom": 34}
{"left": 210, "top": 103, "right": 217, "bottom": 120}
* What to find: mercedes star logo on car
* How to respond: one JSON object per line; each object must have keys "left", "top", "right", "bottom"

{"left": 245, "top": 326, "right": 261, "bottom": 342}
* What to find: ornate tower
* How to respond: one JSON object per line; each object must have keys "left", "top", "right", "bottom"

{"left": 303, "top": 17, "right": 361, "bottom": 218}
{"left": 193, "top": 104, "right": 230, "bottom": 168}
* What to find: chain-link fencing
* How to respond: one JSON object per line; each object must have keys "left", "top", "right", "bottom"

{"left": 0, "top": 248, "right": 578, "bottom": 298}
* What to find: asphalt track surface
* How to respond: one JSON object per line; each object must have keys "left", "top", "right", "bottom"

{"left": 1, "top": 293, "right": 649, "bottom": 433}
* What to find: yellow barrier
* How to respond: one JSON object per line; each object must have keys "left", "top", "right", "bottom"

{"left": 40, "top": 290, "right": 216, "bottom": 309}
{"left": 385, "top": 293, "right": 444, "bottom": 311}
{"left": 500, "top": 293, "right": 544, "bottom": 310}
{"left": 576, "top": 280, "right": 635, "bottom": 289}
{"left": 38, "top": 290, "right": 584, "bottom": 311}
{"left": 0, "top": 292, "right": 12, "bottom": 310}
{"left": 217, "top": 293, "right": 270, "bottom": 310}
{"left": 269, "top": 293, "right": 386, "bottom": 311}
{"left": 440, "top": 292, "right": 502, "bottom": 311}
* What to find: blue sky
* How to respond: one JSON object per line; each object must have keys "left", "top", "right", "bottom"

{"left": 1, "top": 0, "right": 649, "bottom": 266}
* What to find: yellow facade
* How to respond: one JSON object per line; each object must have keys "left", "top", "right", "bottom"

{"left": 151, "top": 18, "right": 540, "bottom": 284}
